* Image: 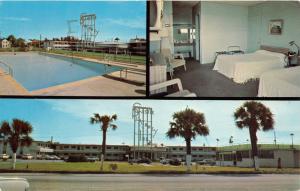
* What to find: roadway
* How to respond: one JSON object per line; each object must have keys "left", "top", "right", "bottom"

{"left": 1, "top": 173, "right": 299, "bottom": 191}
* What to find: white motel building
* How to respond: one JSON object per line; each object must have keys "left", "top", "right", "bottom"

{"left": 0, "top": 140, "right": 216, "bottom": 162}
{"left": 216, "top": 144, "right": 300, "bottom": 168}
{"left": 1, "top": 140, "right": 299, "bottom": 168}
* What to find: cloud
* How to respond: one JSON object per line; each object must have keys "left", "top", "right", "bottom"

{"left": 1, "top": 17, "right": 31, "bottom": 22}
{"left": 102, "top": 18, "right": 145, "bottom": 29}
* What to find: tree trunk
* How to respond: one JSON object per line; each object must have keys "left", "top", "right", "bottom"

{"left": 249, "top": 128, "right": 259, "bottom": 170}
{"left": 185, "top": 139, "right": 192, "bottom": 171}
{"left": 12, "top": 153, "right": 16, "bottom": 170}
{"left": 100, "top": 130, "right": 107, "bottom": 171}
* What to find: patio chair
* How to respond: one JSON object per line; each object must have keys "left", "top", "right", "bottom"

{"left": 150, "top": 78, "right": 197, "bottom": 97}
{"left": 150, "top": 52, "right": 174, "bottom": 78}
{"left": 161, "top": 49, "right": 186, "bottom": 78}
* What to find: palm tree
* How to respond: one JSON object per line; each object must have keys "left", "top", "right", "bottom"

{"left": 234, "top": 101, "right": 274, "bottom": 170}
{"left": 167, "top": 108, "right": 209, "bottom": 171}
{"left": 0, "top": 119, "right": 33, "bottom": 169}
{"left": 90, "top": 113, "right": 118, "bottom": 171}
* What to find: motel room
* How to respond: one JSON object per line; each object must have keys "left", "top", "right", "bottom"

{"left": 149, "top": 0, "right": 300, "bottom": 97}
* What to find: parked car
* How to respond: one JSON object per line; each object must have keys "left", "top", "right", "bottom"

{"left": 160, "top": 159, "right": 169, "bottom": 165}
{"left": 66, "top": 155, "right": 87, "bottom": 162}
{"left": 0, "top": 154, "right": 9, "bottom": 160}
{"left": 0, "top": 177, "right": 30, "bottom": 191}
{"left": 87, "top": 157, "right": 99, "bottom": 162}
{"left": 45, "top": 155, "right": 60, "bottom": 160}
{"left": 169, "top": 158, "right": 181, "bottom": 166}
{"left": 197, "top": 159, "right": 216, "bottom": 166}
{"left": 137, "top": 158, "right": 152, "bottom": 164}
{"left": 21, "top": 154, "right": 33, "bottom": 160}
{"left": 53, "top": 155, "right": 61, "bottom": 160}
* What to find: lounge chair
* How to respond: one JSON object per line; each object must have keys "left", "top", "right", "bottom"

{"left": 150, "top": 78, "right": 197, "bottom": 97}
{"left": 161, "top": 49, "right": 186, "bottom": 78}
{"left": 150, "top": 52, "right": 174, "bottom": 77}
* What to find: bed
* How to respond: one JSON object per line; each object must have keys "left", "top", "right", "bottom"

{"left": 258, "top": 66, "right": 300, "bottom": 97}
{"left": 213, "top": 46, "right": 288, "bottom": 84}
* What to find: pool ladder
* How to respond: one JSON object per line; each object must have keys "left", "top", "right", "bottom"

{"left": 0, "top": 60, "right": 13, "bottom": 77}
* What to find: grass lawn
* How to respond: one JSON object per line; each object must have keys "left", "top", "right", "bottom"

{"left": 0, "top": 161, "right": 299, "bottom": 174}
{"left": 45, "top": 49, "right": 146, "bottom": 65}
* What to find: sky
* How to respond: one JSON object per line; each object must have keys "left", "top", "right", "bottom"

{"left": 0, "top": 1, "right": 146, "bottom": 42}
{"left": 0, "top": 99, "right": 299, "bottom": 147}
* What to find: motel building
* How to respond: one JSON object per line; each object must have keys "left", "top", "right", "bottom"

{"left": 216, "top": 144, "right": 300, "bottom": 168}
{"left": 0, "top": 140, "right": 53, "bottom": 158}
{"left": 0, "top": 140, "right": 217, "bottom": 162}
{"left": 0, "top": 39, "right": 11, "bottom": 49}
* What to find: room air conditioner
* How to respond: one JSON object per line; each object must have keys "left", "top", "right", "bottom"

{"left": 150, "top": 0, "right": 163, "bottom": 31}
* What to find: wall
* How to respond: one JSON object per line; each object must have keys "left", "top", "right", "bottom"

{"left": 192, "top": 3, "right": 201, "bottom": 61}
{"left": 248, "top": 1, "right": 300, "bottom": 53}
{"left": 150, "top": 1, "right": 173, "bottom": 54}
{"left": 200, "top": 2, "right": 248, "bottom": 64}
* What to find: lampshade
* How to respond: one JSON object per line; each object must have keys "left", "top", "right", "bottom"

{"left": 289, "top": 41, "right": 295, "bottom": 46}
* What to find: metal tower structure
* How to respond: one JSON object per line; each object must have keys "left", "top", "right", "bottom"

{"left": 67, "top": 19, "right": 78, "bottom": 37}
{"left": 132, "top": 103, "right": 155, "bottom": 160}
{"left": 80, "top": 13, "right": 98, "bottom": 49}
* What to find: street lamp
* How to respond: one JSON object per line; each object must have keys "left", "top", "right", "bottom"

{"left": 229, "top": 136, "right": 233, "bottom": 145}
{"left": 290, "top": 133, "right": 294, "bottom": 148}
{"left": 216, "top": 138, "right": 219, "bottom": 147}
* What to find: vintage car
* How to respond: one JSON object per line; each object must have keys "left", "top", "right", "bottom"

{"left": 0, "top": 177, "right": 30, "bottom": 191}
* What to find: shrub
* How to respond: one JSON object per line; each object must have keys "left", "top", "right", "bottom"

{"left": 109, "top": 163, "right": 118, "bottom": 171}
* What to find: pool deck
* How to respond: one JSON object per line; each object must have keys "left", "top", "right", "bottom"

{"left": 0, "top": 68, "right": 29, "bottom": 95}
{"left": 0, "top": 52, "right": 146, "bottom": 96}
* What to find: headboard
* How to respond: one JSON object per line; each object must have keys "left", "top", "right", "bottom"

{"left": 260, "top": 45, "right": 289, "bottom": 55}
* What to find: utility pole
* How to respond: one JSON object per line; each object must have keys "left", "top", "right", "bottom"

{"left": 290, "top": 133, "right": 294, "bottom": 148}
{"left": 273, "top": 130, "right": 277, "bottom": 145}
{"left": 39, "top": 34, "right": 42, "bottom": 49}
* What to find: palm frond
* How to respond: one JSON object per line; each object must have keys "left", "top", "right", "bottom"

{"left": 0, "top": 121, "right": 11, "bottom": 135}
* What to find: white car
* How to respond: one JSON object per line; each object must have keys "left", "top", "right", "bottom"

{"left": 21, "top": 154, "right": 33, "bottom": 160}
{"left": 0, "top": 154, "right": 9, "bottom": 160}
{"left": 0, "top": 177, "right": 30, "bottom": 191}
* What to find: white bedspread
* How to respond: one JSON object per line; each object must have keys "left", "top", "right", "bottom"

{"left": 213, "top": 50, "right": 286, "bottom": 83}
{"left": 258, "top": 66, "right": 300, "bottom": 97}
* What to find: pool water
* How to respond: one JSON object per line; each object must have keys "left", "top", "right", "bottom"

{"left": 0, "top": 52, "right": 123, "bottom": 91}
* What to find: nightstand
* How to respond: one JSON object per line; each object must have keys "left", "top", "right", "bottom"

{"left": 286, "top": 54, "right": 299, "bottom": 67}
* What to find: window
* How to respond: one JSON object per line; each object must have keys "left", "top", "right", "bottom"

{"left": 172, "top": 148, "right": 177, "bottom": 151}
{"left": 93, "top": 146, "right": 97, "bottom": 149}
{"left": 86, "top": 146, "right": 90, "bottom": 149}
{"left": 107, "top": 146, "right": 111, "bottom": 149}
{"left": 179, "top": 148, "right": 183, "bottom": 151}
{"left": 71, "top": 146, "right": 76, "bottom": 149}
{"left": 114, "top": 146, "right": 119, "bottom": 150}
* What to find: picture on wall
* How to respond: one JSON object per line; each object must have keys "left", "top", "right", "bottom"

{"left": 269, "top": 19, "right": 283, "bottom": 35}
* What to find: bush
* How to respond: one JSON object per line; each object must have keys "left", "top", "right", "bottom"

{"left": 109, "top": 163, "right": 118, "bottom": 171}
{"left": 66, "top": 155, "right": 87, "bottom": 162}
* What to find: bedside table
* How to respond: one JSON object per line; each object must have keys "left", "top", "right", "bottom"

{"left": 285, "top": 54, "right": 300, "bottom": 67}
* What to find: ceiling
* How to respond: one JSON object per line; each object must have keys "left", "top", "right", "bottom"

{"left": 172, "top": 0, "right": 288, "bottom": 7}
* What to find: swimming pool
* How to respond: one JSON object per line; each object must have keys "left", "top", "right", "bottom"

{"left": 0, "top": 52, "right": 123, "bottom": 91}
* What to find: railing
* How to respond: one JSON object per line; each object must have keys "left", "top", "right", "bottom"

{"left": 0, "top": 60, "right": 13, "bottom": 77}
